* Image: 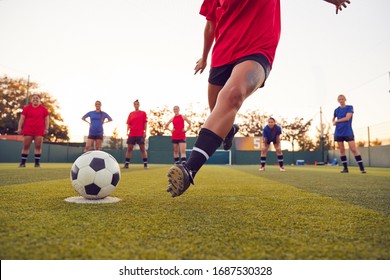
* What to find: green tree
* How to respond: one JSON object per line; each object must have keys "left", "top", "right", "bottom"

{"left": 0, "top": 75, "right": 69, "bottom": 142}
{"left": 148, "top": 106, "right": 171, "bottom": 136}
{"left": 237, "top": 109, "right": 270, "bottom": 137}
{"left": 282, "top": 117, "right": 313, "bottom": 152}
{"left": 106, "top": 127, "right": 121, "bottom": 149}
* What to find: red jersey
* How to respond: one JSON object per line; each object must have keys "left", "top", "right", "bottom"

{"left": 200, "top": 0, "right": 281, "bottom": 68}
{"left": 21, "top": 104, "right": 49, "bottom": 136}
{"left": 126, "top": 110, "right": 147, "bottom": 137}
{"left": 172, "top": 115, "right": 186, "bottom": 140}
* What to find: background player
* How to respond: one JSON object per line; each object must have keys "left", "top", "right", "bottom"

{"left": 124, "top": 99, "right": 148, "bottom": 168}
{"left": 332, "top": 94, "right": 366, "bottom": 173}
{"left": 259, "top": 117, "right": 285, "bottom": 172}
{"left": 82, "top": 100, "right": 112, "bottom": 152}
{"left": 16, "top": 94, "right": 49, "bottom": 167}
{"left": 165, "top": 106, "right": 192, "bottom": 164}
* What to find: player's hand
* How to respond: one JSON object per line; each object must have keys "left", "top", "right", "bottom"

{"left": 194, "top": 58, "right": 207, "bottom": 75}
{"left": 16, "top": 129, "right": 22, "bottom": 135}
{"left": 324, "top": 0, "right": 351, "bottom": 14}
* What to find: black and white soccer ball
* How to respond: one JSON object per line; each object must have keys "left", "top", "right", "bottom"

{"left": 70, "top": 151, "right": 121, "bottom": 200}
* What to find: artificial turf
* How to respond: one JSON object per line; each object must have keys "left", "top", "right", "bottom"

{"left": 0, "top": 163, "right": 389, "bottom": 259}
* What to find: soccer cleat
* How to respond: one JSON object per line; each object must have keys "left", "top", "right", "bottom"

{"left": 123, "top": 163, "right": 129, "bottom": 169}
{"left": 223, "top": 124, "right": 239, "bottom": 150}
{"left": 259, "top": 166, "right": 265, "bottom": 172}
{"left": 280, "top": 166, "right": 285, "bottom": 172}
{"left": 19, "top": 163, "right": 26, "bottom": 168}
{"left": 34, "top": 163, "right": 40, "bottom": 168}
{"left": 340, "top": 169, "right": 349, "bottom": 173}
{"left": 166, "top": 164, "right": 194, "bottom": 197}
{"left": 361, "top": 170, "right": 367, "bottom": 174}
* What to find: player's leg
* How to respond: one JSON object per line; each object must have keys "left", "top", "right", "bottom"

{"left": 167, "top": 60, "right": 266, "bottom": 197}
{"left": 95, "top": 139, "right": 103, "bottom": 150}
{"left": 124, "top": 142, "right": 134, "bottom": 168}
{"left": 260, "top": 142, "right": 270, "bottom": 171}
{"left": 173, "top": 143, "right": 180, "bottom": 163}
{"left": 274, "top": 142, "right": 285, "bottom": 171}
{"left": 179, "top": 142, "right": 187, "bottom": 164}
{"left": 338, "top": 141, "right": 349, "bottom": 172}
{"left": 19, "top": 136, "right": 33, "bottom": 167}
{"left": 33, "top": 136, "right": 44, "bottom": 167}
{"left": 348, "top": 140, "right": 366, "bottom": 173}
{"left": 208, "top": 75, "right": 239, "bottom": 150}
{"left": 139, "top": 143, "right": 148, "bottom": 168}
{"left": 84, "top": 138, "right": 94, "bottom": 152}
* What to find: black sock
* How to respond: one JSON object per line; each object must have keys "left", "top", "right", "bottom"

{"left": 341, "top": 156, "right": 348, "bottom": 169}
{"left": 226, "top": 125, "right": 236, "bottom": 139}
{"left": 261, "top": 156, "right": 266, "bottom": 167}
{"left": 143, "top": 158, "right": 148, "bottom": 167}
{"left": 20, "top": 153, "right": 28, "bottom": 164}
{"left": 277, "top": 155, "right": 284, "bottom": 167}
{"left": 355, "top": 155, "right": 365, "bottom": 171}
{"left": 34, "top": 154, "right": 41, "bottom": 165}
{"left": 186, "top": 128, "right": 223, "bottom": 177}
{"left": 125, "top": 158, "right": 130, "bottom": 164}
{"left": 180, "top": 157, "right": 186, "bottom": 163}
{"left": 174, "top": 157, "right": 180, "bottom": 163}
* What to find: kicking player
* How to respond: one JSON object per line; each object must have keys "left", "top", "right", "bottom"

{"left": 167, "top": 0, "right": 352, "bottom": 197}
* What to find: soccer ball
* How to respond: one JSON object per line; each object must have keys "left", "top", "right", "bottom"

{"left": 70, "top": 151, "right": 121, "bottom": 200}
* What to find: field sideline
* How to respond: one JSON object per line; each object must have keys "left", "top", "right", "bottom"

{"left": 0, "top": 163, "right": 389, "bottom": 260}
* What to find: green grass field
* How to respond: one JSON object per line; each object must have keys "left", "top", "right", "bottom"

{"left": 0, "top": 163, "right": 389, "bottom": 260}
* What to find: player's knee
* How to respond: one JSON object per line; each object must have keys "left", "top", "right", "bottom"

{"left": 224, "top": 87, "right": 246, "bottom": 110}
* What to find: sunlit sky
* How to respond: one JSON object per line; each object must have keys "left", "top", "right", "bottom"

{"left": 1, "top": 0, "right": 389, "bottom": 143}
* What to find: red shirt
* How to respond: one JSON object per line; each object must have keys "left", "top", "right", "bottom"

{"left": 172, "top": 115, "right": 186, "bottom": 140}
{"left": 126, "top": 110, "right": 147, "bottom": 137}
{"left": 200, "top": 0, "right": 281, "bottom": 68}
{"left": 21, "top": 104, "right": 49, "bottom": 136}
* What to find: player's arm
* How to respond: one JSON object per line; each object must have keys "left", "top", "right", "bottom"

{"left": 16, "top": 115, "right": 25, "bottom": 134}
{"left": 143, "top": 121, "right": 147, "bottom": 137}
{"left": 164, "top": 118, "right": 173, "bottom": 131}
{"left": 194, "top": 20, "right": 215, "bottom": 75}
{"left": 44, "top": 115, "right": 49, "bottom": 134}
{"left": 334, "top": 112, "right": 353, "bottom": 124}
{"left": 184, "top": 116, "right": 191, "bottom": 132}
{"left": 323, "top": 0, "right": 351, "bottom": 14}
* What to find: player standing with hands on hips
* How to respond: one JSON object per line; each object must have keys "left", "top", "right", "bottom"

{"left": 166, "top": 0, "right": 351, "bottom": 197}
{"left": 16, "top": 94, "right": 49, "bottom": 167}
{"left": 82, "top": 100, "right": 113, "bottom": 152}
{"left": 165, "top": 106, "right": 192, "bottom": 164}
{"left": 333, "top": 94, "right": 366, "bottom": 173}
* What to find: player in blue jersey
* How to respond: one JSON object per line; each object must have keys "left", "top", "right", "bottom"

{"left": 82, "top": 100, "right": 113, "bottom": 152}
{"left": 333, "top": 94, "right": 366, "bottom": 173}
{"left": 259, "top": 117, "right": 285, "bottom": 172}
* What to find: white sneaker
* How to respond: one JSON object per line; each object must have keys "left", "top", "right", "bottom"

{"left": 259, "top": 166, "right": 265, "bottom": 172}
{"left": 280, "top": 167, "right": 285, "bottom": 172}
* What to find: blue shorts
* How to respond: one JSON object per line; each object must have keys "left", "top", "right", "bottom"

{"left": 334, "top": 136, "right": 355, "bottom": 142}
{"left": 208, "top": 53, "right": 271, "bottom": 88}
{"left": 88, "top": 135, "right": 103, "bottom": 140}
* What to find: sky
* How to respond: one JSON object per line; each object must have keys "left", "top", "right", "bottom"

{"left": 1, "top": 0, "right": 389, "bottom": 143}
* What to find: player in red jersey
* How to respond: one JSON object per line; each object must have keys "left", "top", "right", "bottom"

{"left": 16, "top": 94, "right": 49, "bottom": 167}
{"left": 124, "top": 100, "right": 148, "bottom": 168}
{"left": 167, "top": 0, "right": 351, "bottom": 197}
{"left": 164, "top": 106, "right": 192, "bottom": 164}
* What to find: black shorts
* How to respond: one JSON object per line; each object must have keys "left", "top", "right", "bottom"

{"left": 88, "top": 135, "right": 103, "bottom": 140}
{"left": 209, "top": 53, "right": 271, "bottom": 88}
{"left": 172, "top": 139, "right": 186, "bottom": 144}
{"left": 127, "top": 136, "right": 145, "bottom": 145}
{"left": 334, "top": 136, "right": 355, "bottom": 142}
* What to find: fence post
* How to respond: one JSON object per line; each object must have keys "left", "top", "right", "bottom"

{"left": 367, "top": 126, "right": 371, "bottom": 167}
